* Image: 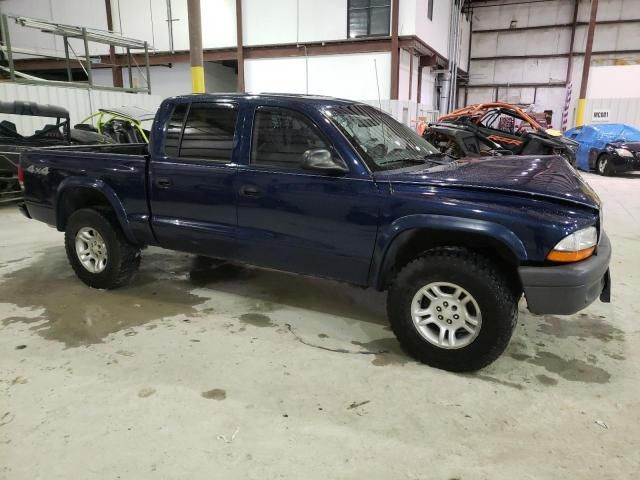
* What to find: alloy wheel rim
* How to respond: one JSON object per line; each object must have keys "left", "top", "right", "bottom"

{"left": 599, "top": 158, "right": 607, "bottom": 173}
{"left": 411, "top": 282, "right": 482, "bottom": 349}
{"left": 75, "top": 227, "right": 108, "bottom": 273}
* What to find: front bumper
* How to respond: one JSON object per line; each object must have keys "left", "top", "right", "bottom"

{"left": 613, "top": 155, "right": 640, "bottom": 172}
{"left": 518, "top": 232, "right": 611, "bottom": 315}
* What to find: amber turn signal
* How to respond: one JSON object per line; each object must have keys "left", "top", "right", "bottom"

{"left": 547, "top": 246, "right": 595, "bottom": 263}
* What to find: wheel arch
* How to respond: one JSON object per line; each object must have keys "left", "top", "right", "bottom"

{"left": 56, "top": 178, "right": 136, "bottom": 244}
{"left": 373, "top": 215, "right": 527, "bottom": 291}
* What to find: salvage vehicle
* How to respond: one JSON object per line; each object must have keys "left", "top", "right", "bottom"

{"left": 77, "top": 106, "right": 155, "bottom": 144}
{"left": 18, "top": 94, "right": 611, "bottom": 372}
{"left": 565, "top": 123, "right": 640, "bottom": 175}
{"left": 423, "top": 103, "right": 579, "bottom": 163}
{"left": 0, "top": 100, "right": 112, "bottom": 203}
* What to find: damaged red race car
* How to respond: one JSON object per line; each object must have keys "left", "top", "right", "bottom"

{"left": 421, "top": 102, "right": 578, "bottom": 165}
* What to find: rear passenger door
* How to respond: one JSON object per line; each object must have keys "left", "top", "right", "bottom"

{"left": 149, "top": 102, "right": 240, "bottom": 257}
{"left": 235, "top": 106, "right": 380, "bottom": 286}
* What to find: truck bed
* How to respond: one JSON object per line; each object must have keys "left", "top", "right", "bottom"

{"left": 20, "top": 143, "right": 154, "bottom": 245}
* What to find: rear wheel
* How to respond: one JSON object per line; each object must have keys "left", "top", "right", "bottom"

{"left": 597, "top": 154, "right": 614, "bottom": 176}
{"left": 387, "top": 248, "right": 518, "bottom": 372}
{"left": 64, "top": 208, "right": 141, "bottom": 289}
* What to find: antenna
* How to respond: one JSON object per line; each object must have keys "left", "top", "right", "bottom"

{"left": 373, "top": 58, "right": 387, "bottom": 151}
{"left": 373, "top": 59, "right": 383, "bottom": 111}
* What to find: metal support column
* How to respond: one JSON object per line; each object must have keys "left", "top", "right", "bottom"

{"left": 565, "top": 0, "right": 579, "bottom": 84}
{"left": 144, "top": 41, "right": 151, "bottom": 94}
{"left": 105, "top": 0, "right": 123, "bottom": 87}
{"left": 235, "top": 0, "right": 245, "bottom": 92}
{"left": 63, "top": 36, "right": 73, "bottom": 81}
{"left": 126, "top": 47, "right": 133, "bottom": 89}
{"left": 0, "top": 14, "right": 16, "bottom": 81}
{"left": 576, "top": 0, "right": 599, "bottom": 126}
{"left": 390, "top": 0, "right": 400, "bottom": 99}
{"left": 187, "top": 0, "right": 205, "bottom": 93}
{"left": 82, "top": 27, "right": 93, "bottom": 86}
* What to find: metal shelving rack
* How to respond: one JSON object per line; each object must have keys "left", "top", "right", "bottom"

{"left": 0, "top": 14, "right": 151, "bottom": 94}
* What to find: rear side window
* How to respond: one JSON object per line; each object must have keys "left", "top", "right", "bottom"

{"left": 164, "top": 103, "right": 187, "bottom": 156}
{"left": 251, "top": 107, "right": 329, "bottom": 169}
{"left": 164, "top": 103, "right": 238, "bottom": 161}
{"left": 179, "top": 103, "right": 238, "bottom": 161}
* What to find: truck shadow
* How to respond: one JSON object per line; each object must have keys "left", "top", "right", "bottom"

{"left": 0, "top": 247, "right": 387, "bottom": 348}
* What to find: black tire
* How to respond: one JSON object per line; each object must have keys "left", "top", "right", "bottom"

{"left": 597, "top": 154, "right": 614, "bottom": 176}
{"left": 387, "top": 248, "right": 518, "bottom": 372}
{"left": 64, "top": 208, "right": 141, "bottom": 289}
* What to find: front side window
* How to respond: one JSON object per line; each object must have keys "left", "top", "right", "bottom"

{"left": 327, "top": 104, "right": 442, "bottom": 172}
{"left": 427, "top": 0, "right": 434, "bottom": 20}
{"left": 251, "top": 107, "right": 330, "bottom": 169}
{"left": 348, "top": 0, "right": 391, "bottom": 38}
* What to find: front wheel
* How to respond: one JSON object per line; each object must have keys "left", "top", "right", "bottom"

{"left": 387, "top": 249, "right": 518, "bottom": 372}
{"left": 597, "top": 154, "right": 614, "bottom": 176}
{"left": 64, "top": 208, "right": 141, "bottom": 289}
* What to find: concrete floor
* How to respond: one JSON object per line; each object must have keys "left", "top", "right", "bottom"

{"left": 1, "top": 172, "right": 638, "bottom": 479}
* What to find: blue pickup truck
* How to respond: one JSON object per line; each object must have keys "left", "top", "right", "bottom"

{"left": 18, "top": 94, "right": 611, "bottom": 372}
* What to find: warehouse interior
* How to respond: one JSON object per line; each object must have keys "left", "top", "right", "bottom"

{"left": 1, "top": 0, "right": 639, "bottom": 478}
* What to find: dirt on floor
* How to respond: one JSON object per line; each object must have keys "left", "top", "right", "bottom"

{"left": 1, "top": 173, "right": 639, "bottom": 479}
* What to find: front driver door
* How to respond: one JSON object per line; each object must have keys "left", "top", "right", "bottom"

{"left": 235, "top": 105, "right": 380, "bottom": 286}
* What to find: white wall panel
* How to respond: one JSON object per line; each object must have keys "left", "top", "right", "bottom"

{"left": 307, "top": 53, "right": 391, "bottom": 99}
{"left": 415, "top": 0, "right": 453, "bottom": 58}
{"left": 460, "top": 15, "right": 471, "bottom": 71}
{"left": 242, "top": 0, "right": 297, "bottom": 46}
{"left": 587, "top": 65, "right": 640, "bottom": 98}
{"left": 398, "top": 49, "right": 411, "bottom": 101}
{"left": 467, "top": 59, "right": 495, "bottom": 85}
{"left": 410, "top": 56, "right": 419, "bottom": 101}
{"left": 111, "top": 0, "right": 164, "bottom": 51}
{"left": 245, "top": 53, "right": 390, "bottom": 100}
{"left": 398, "top": 0, "right": 417, "bottom": 36}
{"left": 473, "top": 0, "right": 573, "bottom": 30}
{"left": 113, "top": 0, "right": 236, "bottom": 53}
{"left": 0, "top": 0, "right": 108, "bottom": 57}
{"left": 201, "top": 0, "right": 237, "bottom": 48}
{"left": 585, "top": 98, "right": 640, "bottom": 127}
{"left": 420, "top": 69, "right": 436, "bottom": 108}
{"left": 298, "top": 0, "right": 347, "bottom": 42}
{"left": 245, "top": 57, "right": 307, "bottom": 94}
{"left": 465, "top": 88, "right": 495, "bottom": 105}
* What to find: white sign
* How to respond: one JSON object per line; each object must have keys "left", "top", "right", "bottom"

{"left": 592, "top": 109, "right": 610, "bottom": 122}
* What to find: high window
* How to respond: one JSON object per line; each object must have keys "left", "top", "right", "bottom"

{"left": 347, "top": 0, "right": 391, "bottom": 38}
{"left": 427, "top": 0, "right": 434, "bottom": 21}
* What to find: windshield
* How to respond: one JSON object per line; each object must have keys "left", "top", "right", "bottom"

{"left": 326, "top": 104, "right": 443, "bottom": 171}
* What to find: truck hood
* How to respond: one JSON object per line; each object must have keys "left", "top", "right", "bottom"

{"left": 374, "top": 155, "right": 600, "bottom": 209}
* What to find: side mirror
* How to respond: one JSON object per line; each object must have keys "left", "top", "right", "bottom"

{"left": 301, "top": 149, "right": 348, "bottom": 175}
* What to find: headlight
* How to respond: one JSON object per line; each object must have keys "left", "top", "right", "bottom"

{"left": 547, "top": 226, "right": 597, "bottom": 263}
{"left": 615, "top": 148, "right": 633, "bottom": 158}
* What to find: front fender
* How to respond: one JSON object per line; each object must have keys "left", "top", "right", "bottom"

{"left": 56, "top": 177, "right": 137, "bottom": 244}
{"left": 369, "top": 214, "right": 528, "bottom": 289}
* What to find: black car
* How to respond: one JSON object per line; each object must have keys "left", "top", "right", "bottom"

{"left": 590, "top": 141, "right": 640, "bottom": 176}
{"left": 0, "top": 101, "right": 113, "bottom": 203}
